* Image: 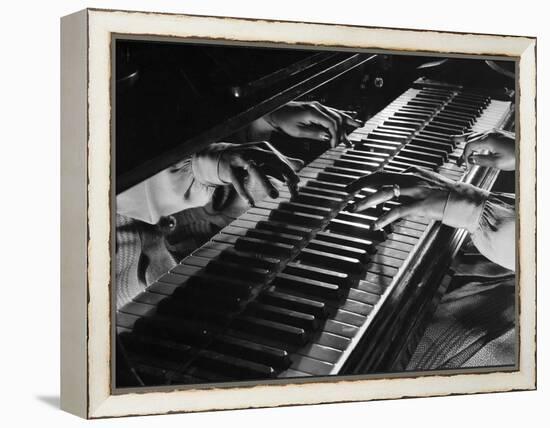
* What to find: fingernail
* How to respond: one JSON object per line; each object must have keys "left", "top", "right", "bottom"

{"left": 372, "top": 222, "right": 380, "bottom": 231}
{"left": 270, "top": 189, "right": 279, "bottom": 199}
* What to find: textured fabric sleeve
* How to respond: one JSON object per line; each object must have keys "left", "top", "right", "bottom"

{"left": 443, "top": 186, "right": 515, "bottom": 271}
{"left": 470, "top": 193, "right": 516, "bottom": 271}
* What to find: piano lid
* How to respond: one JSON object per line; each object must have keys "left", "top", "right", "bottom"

{"left": 115, "top": 39, "right": 376, "bottom": 194}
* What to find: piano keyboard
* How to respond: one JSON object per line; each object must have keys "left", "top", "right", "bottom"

{"left": 117, "top": 82, "right": 512, "bottom": 385}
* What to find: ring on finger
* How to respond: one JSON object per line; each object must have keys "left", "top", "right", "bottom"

{"left": 392, "top": 184, "right": 401, "bottom": 199}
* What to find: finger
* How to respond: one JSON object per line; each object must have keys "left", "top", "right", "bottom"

{"left": 451, "top": 131, "right": 479, "bottom": 143}
{"left": 346, "top": 169, "right": 395, "bottom": 193}
{"left": 461, "top": 140, "right": 492, "bottom": 167}
{"left": 468, "top": 153, "right": 500, "bottom": 167}
{"left": 292, "top": 125, "right": 332, "bottom": 143}
{"left": 348, "top": 186, "right": 395, "bottom": 212}
{"left": 252, "top": 147, "right": 302, "bottom": 196}
{"left": 325, "top": 106, "right": 364, "bottom": 128}
{"left": 228, "top": 167, "right": 255, "bottom": 207}
{"left": 247, "top": 162, "right": 279, "bottom": 199}
{"left": 304, "top": 106, "right": 340, "bottom": 147}
{"left": 316, "top": 104, "right": 345, "bottom": 147}
{"left": 342, "top": 133, "right": 353, "bottom": 148}
{"left": 373, "top": 201, "right": 425, "bottom": 230}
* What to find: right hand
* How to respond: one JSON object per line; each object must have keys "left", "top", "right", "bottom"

{"left": 265, "top": 101, "right": 363, "bottom": 148}
{"left": 218, "top": 141, "right": 304, "bottom": 206}
{"left": 453, "top": 129, "right": 515, "bottom": 171}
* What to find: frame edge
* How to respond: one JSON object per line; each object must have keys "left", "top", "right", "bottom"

{"left": 60, "top": 8, "right": 89, "bottom": 419}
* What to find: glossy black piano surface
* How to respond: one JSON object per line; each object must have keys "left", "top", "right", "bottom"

{"left": 114, "top": 39, "right": 515, "bottom": 388}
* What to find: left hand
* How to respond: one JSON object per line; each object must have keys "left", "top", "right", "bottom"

{"left": 347, "top": 168, "right": 457, "bottom": 230}
{"left": 265, "top": 101, "right": 363, "bottom": 148}
{"left": 453, "top": 129, "right": 515, "bottom": 171}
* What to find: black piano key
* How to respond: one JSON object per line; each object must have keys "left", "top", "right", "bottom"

{"left": 317, "top": 171, "right": 359, "bottom": 185}
{"left": 204, "top": 260, "right": 271, "bottom": 282}
{"left": 226, "top": 225, "right": 306, "bottom": 247}
{"left": 248, "top": 303, "right": 319, "bottom": 330}
{"left": 210, "top": 335, "right": 291, "bottom": 369}
{"left": 274, "top": 272, "right": 343, "bottom": 301}
{"left": 298, "top": 247, "right": 363, "bottom": 275}
{"left": 266, "top": 209, "right": 326, "bottom": 228}
{"left": 284, "top": 262, "right": 351, "bottom": 287}
{"left": 157, "top": 271, "right": 194, "bottom": 286}
{"left": 120, "top": 312, "right": 213, "bottom": 346}
{"left": 232, "top": 316, "right": 309, "bottom": 345}
{"left": 259, "top": 289, "right": 329, "bottom": 319}
{"left": 133, "top": 291, "right": 165, "bottom": 306}
{"left": 215, "top": 233, "right": 296, "bottom": 258}
{"left": 185, "top": 273, "right": 255, "bottom": 299}
{"left": 255, "top": 220, "right": 314, "bottom": 239}
{"left": 215, "top": 247, "right": 282, "bottom": 271}
{"left": 405, "top": 143, "right": 449, "bottom": 162}
{"left": 398, "top": 148, "right": 444, "bottom": 165}
{"left": 155, "top": 294, "right": 242, "bottom": 318}
{"left": 194, "top": 349, "right": 277, "bottom": 379}
{"left": 119, "top": 331, "right": 194, "bottom": 364}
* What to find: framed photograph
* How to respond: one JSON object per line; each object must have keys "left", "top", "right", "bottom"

{"left": 60, "top": 8, "right": 537, "bottom": 418}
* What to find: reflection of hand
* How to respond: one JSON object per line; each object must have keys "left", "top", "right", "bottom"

{"left": 265, "top": 101, "right": 363, "bottom": 148}
{"left": 347, "top": 167, "right": 488, "bottom": 232}
{"left": 217, "top": 141, "right": 304, "bottom": 206}
{"left": 453, "top": 129, "right": 515, "bottom": 171}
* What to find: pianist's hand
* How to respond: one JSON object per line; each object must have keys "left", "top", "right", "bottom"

{"left": 262, "top": 101, "right": 363, "bottom": 148}
{"left": 217, "top": 141, "right": 304, "bottom": 206}
{"left": 454, "top": 129, "right": 515, "bottom": 171}
{"left": 347, "top": 167, "right": 489, "bottom": 231}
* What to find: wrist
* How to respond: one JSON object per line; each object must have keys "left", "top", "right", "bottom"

{"left": 247, "top": 116, "right": 275, "bottom": 140}
{"left": 192, "top": 143, "right": 233, "bottom": 186}
{"left": 442, "top": 183, "right": 490, "bottom": 232}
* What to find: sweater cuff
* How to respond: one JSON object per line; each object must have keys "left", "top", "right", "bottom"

{"left": 191, "top": 143, "right": 232, "bottom": 186}
{"left": 442, "top": 183, "right": 490, "bottom": 232}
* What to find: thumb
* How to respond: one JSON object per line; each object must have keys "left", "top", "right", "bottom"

{"left": 295, "top": 125, "right": 332, "bottom": 143}
{"left": 469, "top": 153, "right": 499, "bottom": 167}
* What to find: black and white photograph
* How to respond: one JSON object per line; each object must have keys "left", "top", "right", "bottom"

{"left": 113, "top": 38, "right": 518, "bottom": 388}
